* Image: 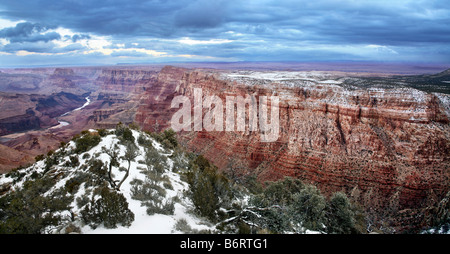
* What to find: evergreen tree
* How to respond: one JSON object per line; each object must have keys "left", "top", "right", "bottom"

{"left": 186, "top": 155, "right": 232, "bottom": 221}
{"left": 325, "top": 192, "right": 357, "bottom": 234}
{"left": 290, "top": 185, "right": 327, "bottom": 232}
{"left": 0, "top": 177, "right": 71, "bottom": 234}
{"left": 162, "top": 128, "right": 178, "bottom": 148}
{"left": 81, "top": 187, "right": 134, "bottom": 229}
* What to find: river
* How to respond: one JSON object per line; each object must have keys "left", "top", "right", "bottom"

{"left": 51, "top": 96, "right": 91, "bottom": 129}
{"left": 0, "top": 96, "right": 91, "bottom": 142}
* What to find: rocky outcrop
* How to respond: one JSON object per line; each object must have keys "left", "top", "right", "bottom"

{"left": 35, "top": 92, "right": 87, "bottom": 119}
{"left": 88, "top": 68, "right": 160, "bottom": 128}
{"left": 0, "top": 108, "right": 41, "bottom": 136}
{"left": 136, "top": 66, "right": 188, "bottom": 131}
{"left": 0, "top": 65, "right": 448, "bottom": 232}
{"left": 0, "top": 92, "right": 87, "bottom": 136}
{"left": 0, "top": 143, "right": 34, "bottom": 173}
{"left": 96, "top": 69, "right": 158, "bottom": 94}
{"left": 0, "top": 72, "right": 43, "bottom": 93}
{"left": 136, "top": 66, "right": 450, "bottom": 231}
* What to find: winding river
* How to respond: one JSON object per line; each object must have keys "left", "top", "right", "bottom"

{"left": 50, "top": 96, "right": 91, "bottom": 129}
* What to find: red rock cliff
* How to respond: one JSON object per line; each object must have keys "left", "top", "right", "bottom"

{"left": 136, "top": 66, "right": 450, "bottom": 230}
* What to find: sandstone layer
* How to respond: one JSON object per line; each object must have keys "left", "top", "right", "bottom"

{"left": 136, "top": 66, "right": 450, "bottom": 231}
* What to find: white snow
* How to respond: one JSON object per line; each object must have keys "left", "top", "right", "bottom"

{"left": 0, "top": 129, "right": 216, "bottom": 234}
{"left": 433, "top": 92, "right": 450, "bottom": 117}
{"left": 74, "top": 130, "right": 212, "bottom": 233}
{"left": 221, "top": 70, "right": 441, "bottom": 115}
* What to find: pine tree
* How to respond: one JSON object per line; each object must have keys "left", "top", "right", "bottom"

{"left": 290, "top": 185, "right": 327, "bottom": 232}
{"left": 325, "top": 192, "right": 357, "bottom": 234}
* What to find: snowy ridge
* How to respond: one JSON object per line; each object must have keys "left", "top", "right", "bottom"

{"left": 0, "top": 127, "right": 331, "bottom": 234}
{"left": 0, "top": 129, "right": 216, "bottom": 234}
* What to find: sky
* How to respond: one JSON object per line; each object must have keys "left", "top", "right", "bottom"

{"left": 0, "top": 0, "right": 449, "bottom": 67}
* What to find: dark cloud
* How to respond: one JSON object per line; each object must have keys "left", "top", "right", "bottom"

{"left": 174, "top": 0, "right": 230, "bottom": 29}
{"left": 0, "top": 40, "right": 86, "bottom": 54}
{"left": 0, "top": 22, "right": 60, "bottom": 43}
{"left": 0, "top": 0, "right": 449, "bottom": 65}
{"left": 0, "top": 0, "right": 185, "bottom": 37}
{"left": 1, "top": 0, "right": 449, "bottom": 44}
{"left": 70, "top": 34, "right": 91, "bottom": 42}
{"left": 1, "top": 41, "right": 56, "bottom": 53}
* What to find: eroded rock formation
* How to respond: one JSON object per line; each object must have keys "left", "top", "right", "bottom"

{"left": 136, "top": 66, "right": 450, "bottom": 230}
{"left": 0, "top": 92, "right": 87, "bottom": 136}
{"left": 0, "top": 65, "right": 448, "bottom": 231}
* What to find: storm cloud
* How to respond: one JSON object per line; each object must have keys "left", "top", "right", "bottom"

{"left": 0, "top": 22, "right": 60, "bottom": 43}
{"left": 0, "top": 0, "right": 449, "bottom": 66}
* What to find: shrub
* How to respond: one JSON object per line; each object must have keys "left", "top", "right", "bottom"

{"left": 144, "top": 146, "right": 167, "bottom": 174}
{"left": 174, "top": 218, "right": 192, "bottom": 233}
{"left": 64, "top": 177, "right": 81, "bottom": 194}
{"left": 246, "top": 195, "right": 290, "bottom": 233}
{"left": 128, "top": 122, "right": 140, "bottom": 131}
{"left": 81, "top": 187, "right": 134, "bottom": 229}
{"left": 162, "top": 129, "right": 178, "bottom": 148}
{"left": 96, "top": 128, "right": 108, "bottom": 137}
{"left": 76, "top": 194, "right": 90, "bottom": 209}
{"left": 130, "top": 178, "right": 174, "bottom": 216}
{"left": 121, "top": 128, "right": 134, "bottom": 143}
{"left": 35, "top": 154, "right": 45, "bottom": 162}
{"left": 44, "top": 153, "right": 59, "bottom": 172}
{"left": 86, "top": 159, "right": 108, "bottom": 186}
{"left": 145, "top": 128, "right": 177, "bottom": 150}
{"left": 324, "top": 192, "right": 357, "bottom": 234}
{"left": 74, "top": 132, "right": 101, "bottom": 154}
{"left": 290, "top": 185, "right": 327, "bottom": 232}
{"left": 64, "top": 155, "right": 80, "bottom": 168}
{"left": 138, "top": 134, "right": 153, "bottom": 148}
{"left": 64, "top": 172, "right": 89, "bottom": 195}
{"left": 186, "top": 155, "right": 232, "bottom": 221}
{"left": 130, "top": 179, "right": 166, "bottom": 201}
{"left": 172, "top": 150, "right": 189, "bottom": 173}
{"left": 145, "top": 199, "right": 175, "bottom": 216}
{"left": 0, "top": 177, "right": 71, "bottom": 234}
{"left": 261, "top": 177, "right": 304, "bottom": 206}
{"left": 115, "top": 124, "right": 134, "bottom": 143}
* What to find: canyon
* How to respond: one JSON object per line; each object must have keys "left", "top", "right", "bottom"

{"left": 0, "top": 64, "right": 449, "bottom": 232}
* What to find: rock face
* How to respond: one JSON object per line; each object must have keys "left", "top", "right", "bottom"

{"left": 96, "top": 69, "right": 158, "bottom": 94}
{"left": 92, "top": 68, "right": 160, "bottom": 128}
{"left": 0, "top": 66, "right": 160, "bottom": 171}
{"left": 136, "top": 66, "right": 450, "bottom": 230}
{"left": 0, "top": 108, "right": 41, "bottom": 135}
{"left": 0, "top": 143, "right": 34, "bottom": 174}
{"left": 0, "top": 71, "right": 43, "bottom": 93}
{"left": 0, "top": 92, "right": 87, "bottom": 136}
{"left": 136, "top": 66, "right": 188, "bottom": 131}
{"left": 1, "top": 65, "right": 448, "bottom": 231}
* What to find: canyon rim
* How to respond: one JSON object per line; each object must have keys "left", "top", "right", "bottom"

{"left": 1, "top": 64, "right": 448, "bottom": 232}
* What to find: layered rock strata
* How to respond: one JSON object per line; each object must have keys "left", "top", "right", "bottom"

{"left": 136, "top": 66, "right": 450, "bottom": 230}
{"left": 0, "top": 92, "right": 87, "bottom": 136}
